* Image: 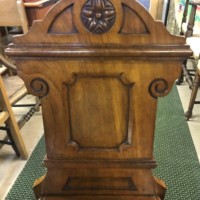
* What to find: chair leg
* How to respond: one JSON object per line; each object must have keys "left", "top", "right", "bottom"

{"left": 0, "top": 125, "right": 20, "bottom": 157}
{"left": 0, "top": 76, "right": 28, "bottom": 159}
{"left": 176, "top": 67, "right": 184, "bottom": 85}
{"left": 185, "top": 70, "right": 200, "bottom": 120}
{"left": 182, "top": 61, "right": 193, "bottom": 88}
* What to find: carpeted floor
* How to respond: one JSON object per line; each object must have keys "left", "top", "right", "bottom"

{"left": 5, "top": 86, "right": 200, "bottom": 200}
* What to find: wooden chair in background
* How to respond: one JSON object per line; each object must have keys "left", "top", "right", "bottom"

{"left": 0, "top": 0, "right": 28, "bottom": 54}
{"left": 0, "top": 74, "right": 28, "bottom": 159}
{"left": 0, "top": 0, "right": 28, "bottom": 34}
{"left": 176, "top": 0, "right": 200, "bottom": 87}
{"left": 186, "top": 60, "right": 200, "bottom": 120}
{"left": 0, "top": 0, "right": 40, "bottom": 157}
{"left": 0, "top": 55, "right": 40, "bottom": 128}
{"left": 176, "top": 0, "right": 200, "bottom": 120}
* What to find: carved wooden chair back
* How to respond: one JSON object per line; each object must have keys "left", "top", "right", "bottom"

{"left": 0, "top": 0, "right": 40, "bottom": 130}
{"left": 6, "top": 0, "right": 191, "bottom": 199}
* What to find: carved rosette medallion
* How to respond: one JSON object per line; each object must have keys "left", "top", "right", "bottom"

{"left": 81, "top": 0, "right": 116, "bottom": 34}
{"left": 148, "top": 78, "right": 168, "bottom": 99}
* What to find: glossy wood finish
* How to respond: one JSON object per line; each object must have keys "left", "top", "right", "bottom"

{"left": 6, "top": 0, "right": 192, "bottom": 199}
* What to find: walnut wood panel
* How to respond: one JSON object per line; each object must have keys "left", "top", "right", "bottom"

{"left": 14, "top": 59, "right": 181, "bottom": 161}
{"left": 41, "top": 167, "right": 158, "bottom": 195}
{"left": 6, "top": 0, "right": 192, "bottom": 199}
{"left": 65, "top": 73, "right": 133, "bottom": 151}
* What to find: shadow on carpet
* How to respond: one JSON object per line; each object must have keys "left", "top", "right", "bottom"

{"left": 5, "top": 85, "right": 200, "bottom": 200}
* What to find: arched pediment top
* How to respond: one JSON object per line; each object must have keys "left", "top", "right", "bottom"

{"left": 12, "top": 0, "right": 185, "bottom": 45}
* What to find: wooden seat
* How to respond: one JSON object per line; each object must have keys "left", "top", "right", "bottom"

{"left": 0, "top": 75, "right": 28, "bottom": 159}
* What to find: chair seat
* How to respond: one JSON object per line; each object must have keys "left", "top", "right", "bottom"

{"left": 186, "top": 37, "right": 200, "bottom": 59}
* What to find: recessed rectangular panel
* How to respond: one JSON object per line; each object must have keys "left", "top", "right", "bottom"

{"left": 63, "top": 177, "right": 137, "bottom": 191}
{"left": 66, "top": 73, "right": 133, "bottom": 150}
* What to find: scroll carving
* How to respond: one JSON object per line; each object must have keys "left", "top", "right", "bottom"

{"left": 81, "top": 0, "right": 116, "bottom": 34}
{"left": 30, "top": 78, "right": 49, "bottom": 98}
{"left": 148, "top": 78, "right": 169, "bottom": 99}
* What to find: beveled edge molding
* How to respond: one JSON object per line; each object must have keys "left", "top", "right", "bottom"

{"left": 64, "top": 72, "right": 134, "bottom": 152}
{"left": 148, "top": 78, "right": 169, "bottom": 99}
{"left": 44, "top": 157, "right": 157, "bottom": 168}
{"left": 6, "top": 44, "right": 192, "bottom": 59}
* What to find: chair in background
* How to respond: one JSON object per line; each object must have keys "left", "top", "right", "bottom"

{"left": 0, "top": 55, "right": 40, "bottom": 129}
{"left": 176, "top": 0, "right": 200, "bottom": 86}
{"left": 186, "top": 60, "right": 200, "bottom": 120}
{"left": 180, "top": 0, "right": 200, "bottom": 37}
{"left": 0, "top": 0, "right": 28, "bottom": 34}
{"left": 0, "top": 0, "right": 40, "bottom": 128}
{"left": 0, "top": 74, "right": 28, "bottom": 159}
{"left": 180, "top": 0, "right": 200, "bottom": 120}
{"left": 0, "top": 54, "right": 40, "bottom": 157}
{"left": 0, "top": 0, "right": 29, "bottom": 55}
{"left": 0, "top": 0, "right": 40, "bottom": 156}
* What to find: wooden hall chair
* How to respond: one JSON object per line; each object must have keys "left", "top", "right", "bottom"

{"left": 176, "top": 0, "right": 200, "bottom": 86}
{"left": 0, "top": 0, "right": 40, "bottom": 129}
{"left": 0, "top": 54, "right": 40, "bottom": 158}
{"left": 0, "top": 74, "right": 28, "bottom": 159}
{"left": 0, "top": 0, "right": 28, "bottom": 57}
{"left": 0, "top": 54, "right": 40, "bottom": 129}
{"left": 175, "top": 0, "right": 200, "bottom": 120}
{"left": 6, "top": 0, "right": 191, "bottom": 199}
{"left": 185, "top": 60, "right": 200, "bottom": 120}
{"left": 0, "top": 0, "right": 29, "bottom": 157}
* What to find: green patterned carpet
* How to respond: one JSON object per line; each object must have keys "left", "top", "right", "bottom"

{"left": 5, "top": 86, "right": 200, "bottom": 200}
